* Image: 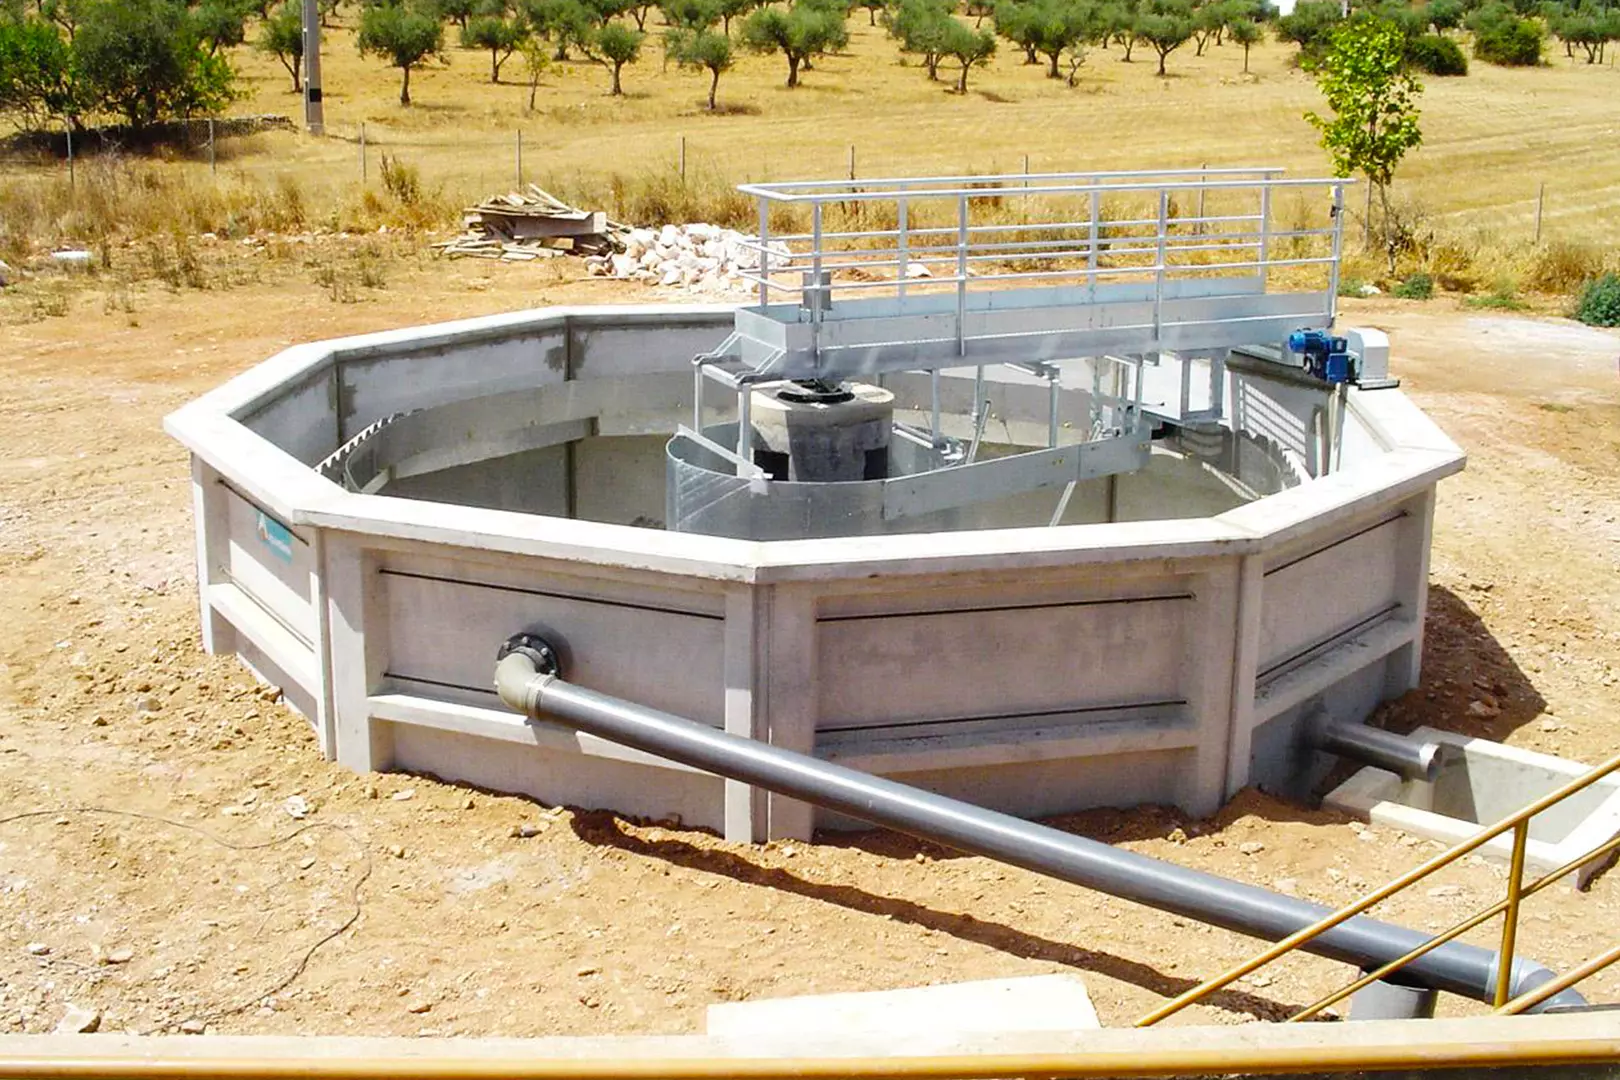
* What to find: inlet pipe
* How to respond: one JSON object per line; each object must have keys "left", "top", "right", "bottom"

{"left": 493, "top": 637, "right": 1584, "bottom": 1012}
{"left": 1316, "top": 720, "right": 1443, "bottom": 782}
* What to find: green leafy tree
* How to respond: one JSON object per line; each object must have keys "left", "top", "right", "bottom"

{"left": 939, "top": 15, "right": 994, "bottom": 89}
{"left": 518, "top": 30, "right": 549, "bottom": 105}
{"left": 883, "top": 0, "right": 954, "bottom": 78}
{"left": 1423, "top": 0, "right": 1463, "bottom": 31}
{"left": 583, "top": 19, "right": 642, "bottom": 91}
{"left": 666, "top": 24, "right": 730, "bottom": 108}
{"left": 1466, "top": 2, "right": 1544, "bottom": 63}
{"left": 193, "top": 0, "right": 250, "bottom": 54}
{"left": 357, "top": 1, "right": 445, "bottom": 104}
{"left": 71, "top": 0, "right": 236, "bottom": 128}
{"left": 1276, "top": 0, "right": 1341, "bottom": 64}
{"left": 713, "top": 0, "right": 757, "bottom": 32}
{"left": 1019, "top": 0, "right": 1101, "bottom": 77}
{"left": 1228, "top": 13, "right": 1259, "bottom": 69}
{"left": 625, "top": 0, "right": 657, "bottom": 27}
{"left": 740, "top": 1, "right": 847, "bottom": 85}
{"left": 439, "top": 0, "right": 479, "bottom": 27}
{"left": 257, "top": 0, "right": 304, "bottom": 90}
{"left": 659, "top": 0, "right": 719, "bottom": 29}
{"left": 856, "top": 0, "right": 886, "bottom": 23}
{"left": 1136, "top": 0, "right": 1193, "bottom": 73}
{"left": 1306, "top": 17, "right": 1422, "bottom": 270}
{"left": 462, "top": 12, "right": 528, "bottom": 80}
{"left": 0, "top": 14, "right": 79, "bottom": 129}
{"left": 520, "top": 0, "right": 596, "bottom": 56}
{"left": 992, "top": 0, "right": 1043, "bottom": 64}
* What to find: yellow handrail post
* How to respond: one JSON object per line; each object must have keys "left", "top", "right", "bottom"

{"left": 1494, "top": 821, "right": 1531, "bottom": 1007}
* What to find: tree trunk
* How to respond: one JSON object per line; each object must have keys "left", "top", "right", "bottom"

{"left": 787, "top": 54, "right": 799, "bottom": 86}
{"left": 1122, "top": 36, "right": 1135, "bottom": 61}
{"left": 868, "top": 6, "right": 875, "bottom": 24}
{"left": 956, "top": 61, "right": 969, "bottom": 93}
{"left": 400, "top": 64, "right": 411, "bottom": 105}
{"left": 926, "top": 53, "right": 939, "bottom": 79}
{"left": 707, "top": 67, "right": 719, "bottom": 110}
{"left": 1378, "top": 182, "right": 1396, "bottom": 275}
{"left": 529, "top": 71, "right": 540, "bottom": 109}
{"left": 491, "top": 49, "right": 499, "bottom": 82}
{"left": 1242, "top": 42, "right": 1249, "bottom": 73}
{"left": 611, "top": 63, "right": 622, "bottom": 94}
{"left": 1023, "top": 43, "right": 1037, "bottom": 63}
{"left": 1046, "top": 51, "right": 1059, "bottom": 77}
{"left": 1156, "top": 48, "right": 1166, "bottom": 75}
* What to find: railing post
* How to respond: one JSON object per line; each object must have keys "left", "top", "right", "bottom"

{"left": 956, "top": 193, "right": 969, "bottom": 356}
{"left": 1153, "top": 188, "right": 1169, "bottom": 349}
{"left": 735, "top": 385, "right": 753, "bottom": 476}
{"left": 1087, "top": 187, "right": 1100, "bottom": 304}
{"left": 897, "top": 196, "right": 909, "bottom": 303}
{"left": 1258, "top": 181, "right": 1272, "bottom": 291}
{"left": 810, "top": 201, "right": 824, "bottom": 364}
{"left": 1326, "top": 182, "right": 1346, "bottom": 327}
{"left": 1494, "top": 820, "right": 1530, "bottom": 1007}
{"left": 757, "top": 196, "right": 770, "bottom": 308}
{"left": 692, "top": 361, "right": 705, "bottom": 432}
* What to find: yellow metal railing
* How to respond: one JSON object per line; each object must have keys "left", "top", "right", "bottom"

{"left": 1137, "top": 748, "right": 1620, "bottom": 1027}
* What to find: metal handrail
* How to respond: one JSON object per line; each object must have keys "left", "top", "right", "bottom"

{"left": 1137, "top": 749, "right": 1620, "bottom": 1026}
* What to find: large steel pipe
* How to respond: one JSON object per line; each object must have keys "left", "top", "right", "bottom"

{"left": 493, "top": 640, "right": 1583, "bottom": 1012}
{"left": 1317, "top": 720, "right": 1443, "bottom": 782}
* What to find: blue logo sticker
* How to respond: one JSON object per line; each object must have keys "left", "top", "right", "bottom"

{"left": 255, "top": 511, "right": 295, "bottom": 564}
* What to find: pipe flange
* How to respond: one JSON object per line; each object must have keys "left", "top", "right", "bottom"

{"left": 496, "top": 633, "right": 561, "bottom": 678}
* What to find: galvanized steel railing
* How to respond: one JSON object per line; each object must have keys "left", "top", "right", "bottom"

{"left": 1137, "top": 749, "right": 1620, "bottom": 1026}
{"left": 734, "top": 168, "right": 1351, "bottom": 324}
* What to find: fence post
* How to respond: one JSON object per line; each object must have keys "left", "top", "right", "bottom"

{"left": 360, "top": 122, "right": 367, "bottom": 183}
{"left": 1196, "top": 161, "right": 1206, "bottom": 234}
{"left": 848, "top": 144, "right": 855, "bottom": 181}
{"left": 1534, "top": 182, "right": 1546, "bottom": 245}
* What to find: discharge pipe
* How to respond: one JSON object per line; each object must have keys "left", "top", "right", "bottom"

{"left": 1315, "top": 719, "right": 1443, "bottom": 782}
{"left": 493, "top": 635, "right": 1583, "bottom": 1013}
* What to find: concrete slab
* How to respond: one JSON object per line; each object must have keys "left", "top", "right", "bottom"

{"left": 1325, "top": 726, "right": 1620, "bottom": 890}
{"left": 705, "top": 974, "right": 1100, "bottom": 1037}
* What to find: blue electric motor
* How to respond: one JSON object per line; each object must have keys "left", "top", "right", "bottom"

{"left": 1287, "top": 329, "right": 1354, "bottom": 385}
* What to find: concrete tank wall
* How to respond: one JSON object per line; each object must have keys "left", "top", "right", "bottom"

{"left": 168, "top": 304, "right": 1464, "bottom": 842}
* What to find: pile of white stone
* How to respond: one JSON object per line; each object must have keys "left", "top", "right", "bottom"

{"left": 586, "top": 224, "right": 793, "bottom": 292}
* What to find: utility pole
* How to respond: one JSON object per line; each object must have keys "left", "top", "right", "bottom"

{"left": 302, "top": 0, "right": 325, "bottom": 135}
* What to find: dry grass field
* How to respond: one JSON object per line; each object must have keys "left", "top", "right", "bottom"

{"left": 2, "top": 11, "right": 1620, "bottom": 282}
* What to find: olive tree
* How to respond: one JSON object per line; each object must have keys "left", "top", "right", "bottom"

{"left": 667, "top": 24, "right": 731, "bottom": 108}
{"left": 257, "top": 0, "right": 304, "bottom": 90}
{"left": 740, "top": 0, "right": 846, "bottom": 86}
{"left": 1135, "top": 0, "right": 1194, "bottom": 74}
{"left": 883, "top": 0, "right": 954, "bottom": 78}
{"left": 1306, "top": 17, "right": 1422, "bottom": 270}
{"left": 939, "top": 16, "right": 994, "bottom": 90}
{"left": 584, "top": 20, "right": 643, "bottom": 93}
{"left": 357, "top": 1, "right": 446, "bottom": 105}
{"left": 71, "top": 0, "right": 236, "bottom": 129}
{"left": 462, "top": 11, "right": 528, "bottom": 81}
{"left": 1227, "top": 14, "right": 1259, "bottom": 71}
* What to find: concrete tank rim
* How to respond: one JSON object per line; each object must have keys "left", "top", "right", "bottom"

{"left": 164, "top": 302, "right": 1468, "bottom": 585}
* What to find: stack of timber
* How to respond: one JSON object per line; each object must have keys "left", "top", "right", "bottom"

{"left": 434, "top": 186, "right": 627, "bottom": 261}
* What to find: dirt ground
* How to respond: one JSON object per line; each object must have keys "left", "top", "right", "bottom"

{"left": 2, "top": 261, "right": 1619, "bottom": 1038}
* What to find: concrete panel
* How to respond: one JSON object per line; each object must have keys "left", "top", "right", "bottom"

{"left": 816, "top": 748, "right": 1186, "bottom": 829}
{"left": 221, "top": 487, "right": 315, "bottom": 646}
{"left": 338, "top": 325, "right": 569, "bottom": 439}
{"left": 815, "top": 591, "right": 1189, "bottom": 730}
{"left": 1248, "top": 656, "right": 1391, "bottom": 801}
{"left": 1115, "top": 449, "right": 1247, "bottom": 522}
{"left": 573, "top": 435, "right": 669, "bottom": 527}
{"left": 570, "top": 315, "right": 732, "bottom": 379}
{"left": 379, "top": 560, "right": 727, "bottom": 725}
{"left": 237, "top": 365, "right": 336, "bottom": 466}
{"left": 388, "top": 723, "right": 726, "bottom": 831}
{"left": 1258, "top": 514, "right": 1403, "bottom": 675}
{"left": 388, "top": 444, "right": 570, "bottom": 516}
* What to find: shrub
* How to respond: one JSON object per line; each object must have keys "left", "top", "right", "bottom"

{"left": 1573, "top": 273, "right": 1620, "bottom": 327}
{"left": 1473, "top": 13, "right": 1542, "bottom": 65}
{"left": 1393, "top": 270, "right": 1434, "bottom": 299}
{"left": 1524, "top": 240, "right": 1607, "bottom": 295}
{"left": 1467, "top": 274, "right": 1526, "bottom": 310}
{"left": 1406, "top": 32, "right": 1467, "bottom": 74}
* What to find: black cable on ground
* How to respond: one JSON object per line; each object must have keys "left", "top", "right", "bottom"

{"left": 0, "top": 806, "right": 371, "bottom": 1032}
